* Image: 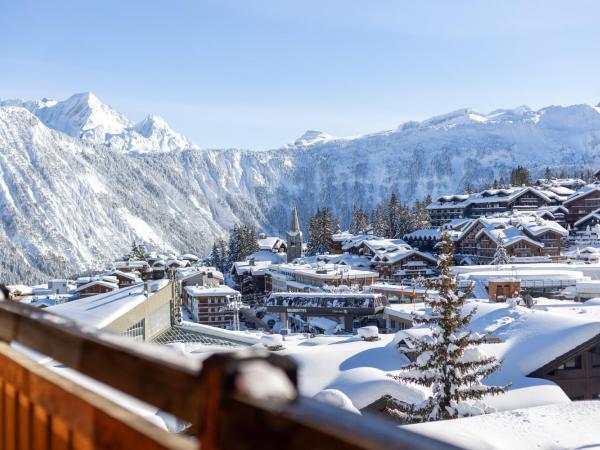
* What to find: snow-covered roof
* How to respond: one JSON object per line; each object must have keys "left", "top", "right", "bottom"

{"left": 428, "top": 186, "right": 553, "bottom": 210}
{"left": 314, "top": 253, "right": 373, "bottom": 269}
{"left": 257, "top": 236, "right": 286, "bottom": 251}
{"left": 564, "top": 184, "right": 600, "bottom": 205}
{"left": 177, "top": 266, "right": 224, "bottom": 281}
{"left": 74, "top": 280, "right": 119, "bottom": 293}
{"left": 403, "top": 228, "right": 440, "bottom": 240}
{"left": 269, "top": 263, "right": 378, "bottom": 280}
{"left": 371, "top": 249, "right": 437, "bottom": 265}
{"left": 184, "top": 285, "right": 240, "bottom": 298}
{"left": 574, "top": 207, "right": 600, "bottom": 228}
{"left": 406, "top": 401, "right": 599, "bottom": 450}
{"left": 49, "top": 280, "right": 169, "bottom": 328}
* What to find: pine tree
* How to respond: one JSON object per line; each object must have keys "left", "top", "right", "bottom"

{"left": 349, "top": 207, "right": 369, "bottom": 234}
{"left": 227, "top": 224, "right": 259, "bottom": 265}
{"left": 129, "top": 240, "right": 146, "bottom": 260}
{"left": 389, "top": 233, "right": 508, "bottom": 423}
{"left": 306, "top": 208, "right": 338, "bottom": 255}
{"left": 491, "top": 237, "right": 510, "bottom": 265}
{"left": 510, "top": 166, "right": 531, "bottom": 186}
{"left": 210, "top": 238, "right": 229, "bottom": 272}
{"left": 388, "top": 191, "right": 404, "bottom": 238}
{"left": 371, "top": 204, "right": 389, "bottom": 237}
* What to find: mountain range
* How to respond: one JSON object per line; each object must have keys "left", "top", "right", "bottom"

{"left": 1, "top": 92, "right": 600, "bottom": 283}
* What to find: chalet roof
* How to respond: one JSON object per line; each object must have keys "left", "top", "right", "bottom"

{"left": 177, "top": 266, "right": 224, "bottom": 282}
{"left": 564, "top": 185, "right": 600, "bottom": 205}
{"left": 403, "top": 228, "right": 440, "bottom": 240}
{"left": 184, "top": 285, "right": 240, "bottom": 298}
{"left": 574, "top": 207, "right": 600, "bottom": 228}
{"left": 529, "top": 332, "right": 600, "bottom": 378}
{"left": 75, "top": 280, "right": 119, "bottom": 292}
{"left": 371, "top": 249, "right": 437, "bottom": 265}
{"left": 257, "top": 236, "right": 286, "bottom": 251}
{"left": 50, "top": 280, "right": 169, "bottom": 328}
{"left": 428, "top": 186, "right": 552, "bottom": 210}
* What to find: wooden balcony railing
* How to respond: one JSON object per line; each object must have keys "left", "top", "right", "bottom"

{"left": 0, "top": 300, "right": 458, "bottom": 450}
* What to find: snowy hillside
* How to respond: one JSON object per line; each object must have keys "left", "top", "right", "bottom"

{"left": 2, "top": 93, "right": 600, "bottom": 282}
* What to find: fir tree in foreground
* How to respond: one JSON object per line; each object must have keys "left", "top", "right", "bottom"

{"left": 389, "top": 232, "right": 508, "bottom": 423}
{"left": 491, "top": 237, "right": 510, "bottom": 265}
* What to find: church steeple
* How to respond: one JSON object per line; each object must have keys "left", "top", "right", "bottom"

{"left": 286, "top": 206, "right": 303, "bottom": 262}
{"left": 290, "top": 206, "right": 300, "bottom": 232}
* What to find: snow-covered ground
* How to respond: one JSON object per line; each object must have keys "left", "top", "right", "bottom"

{"left": 406, "top": 401, "right": 600, "bottom": 450}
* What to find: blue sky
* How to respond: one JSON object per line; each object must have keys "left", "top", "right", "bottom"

{"left": 1, "top": 0, "right": 600, "bottom": 149}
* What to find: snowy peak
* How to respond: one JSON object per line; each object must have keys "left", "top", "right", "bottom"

{"left": 0, "top": 92, "right": 198, "bottom": 153}
{"left": 293, "top": 130, "right": 336, "bottom": 146}
{"left": 134, "top": 114, "right": 171, "bottom": 138}
{"left": 33, "top": 92, "right": 133, "bottom": 143}
{"left": 107, "top": 113, "right": 198, "bottom": 153}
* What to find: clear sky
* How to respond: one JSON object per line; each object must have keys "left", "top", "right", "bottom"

{"left": 1, "top": 0, "right": 600, "bottom": 150}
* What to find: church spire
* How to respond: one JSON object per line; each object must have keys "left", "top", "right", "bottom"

{"left": 290, "top": 206, "right": 300, "bottom": 232}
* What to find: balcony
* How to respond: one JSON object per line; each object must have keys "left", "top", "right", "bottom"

{"left": 0, "top": 300, "right": 457, "bottom": 450}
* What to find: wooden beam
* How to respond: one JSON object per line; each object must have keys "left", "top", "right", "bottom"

{"left": 0, "top": 342, "right": 197, "bottom": 450}
{"left": 0, "top": 301, "right": 205, "bottom": 426}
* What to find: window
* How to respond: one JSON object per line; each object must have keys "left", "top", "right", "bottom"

{"left": 120, "top": 319, "right": 145, "bottom": 342}
{"left": 590, "top": 345, "right": 600, "bottom": 368}
{"left": 557, "top": 355, "right": 582, "bottom": 371}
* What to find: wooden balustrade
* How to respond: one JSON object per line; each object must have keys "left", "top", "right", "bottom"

{"left": 0, "top": 300, "right": 459, "bottom": 450}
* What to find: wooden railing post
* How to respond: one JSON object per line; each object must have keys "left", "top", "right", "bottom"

{"left": 197, "top": 351, "right": 459, "bottom": 450}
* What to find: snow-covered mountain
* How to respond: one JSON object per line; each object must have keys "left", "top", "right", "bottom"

{"left": 1, "top": 92, "right": 197, "bottom": 153}
{"left": 2, "top": 93, "right": 600, "bottom": 283}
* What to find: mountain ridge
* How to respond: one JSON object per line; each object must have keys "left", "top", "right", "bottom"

{"left": 2, "top": 94, "right": 600, "bottom": 283}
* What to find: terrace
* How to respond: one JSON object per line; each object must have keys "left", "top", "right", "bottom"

{"left": 0, "top": 300, "right": 454, "bottom": 450}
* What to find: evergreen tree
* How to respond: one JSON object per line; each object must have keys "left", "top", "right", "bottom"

{"left": 210, "top": 238, "right": 229, "bottom": 272}
{"left": 227, "top": 224, "right": 259, "bottom": 265}
{"left": 491, "top": 237, "right": 510, "bottom": 265}
{"left": 371, "top": 204, "right": 389, "bottom": 237}
{"left": 388, "top": 191, "right": 405, "bottom": 238}
{"left": 306, "top": 208, "right": 338, "bottom": 255}
{"left": 389, "top": 233, "right": 508, "bottom": 423}
{"left": 510, "top": 166, "right": 531, "bottom": 186}
{"left": 411, "top": 201, "right": 431, "bottom": 232}
{"left": 544, "top": 167, "right": 553, "bottom": 180}
{"left": 129, "top": 240, "right": 146, "bottom": 260}
{"left": 349, "top": 207, "right": 369, "bottom": 234}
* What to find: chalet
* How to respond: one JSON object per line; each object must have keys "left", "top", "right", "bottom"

{"left": 183, "top": 285, "right": 241, "bottom": 328}
{"left": 564, "top": 185, "right": 600, "bottom": 228}
{"left": 257, "top": 235, "right": 288, "bottom": 253}
{"left": 371, "top": 249, "right": 437, "bottom": 280}
{"left": 231, "top": 251, "right": 285, "bottom": 294}
{"left": 178, "top": 266, "right": 225, "bottom": 305}
{"left": 573, "top": 208, "right": 600, "bottom": 231}
{"left": 403, "top": 228, "right": 440, "bottom": 252}
{"left": 114, "top": 259, "right": 150, "bottom": 274}
{"left": 331, "top": 232, "right": 354, "bottom": 254}
{"left": 529, "top": 333, "right": 600, "bottom": 400}
{"left": 180, "top": 253, "right": 200, "bottom": 264}
{"left": 151, "top": 261, "right": 166, "bottom": 279}
{"left": 265, "top": 262, "right": 379, "bottom": 293}
{"left": 427, "top": 186, "right": 558, "bottom": 227}
{"left": 454, "top": 214, "right": 568, "bottom": 263}
{"left": 107, "top": 270, "right": 142, "bottom": 288}
{"left": 75, "top": 280, "right": 119, "bottom": 298}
